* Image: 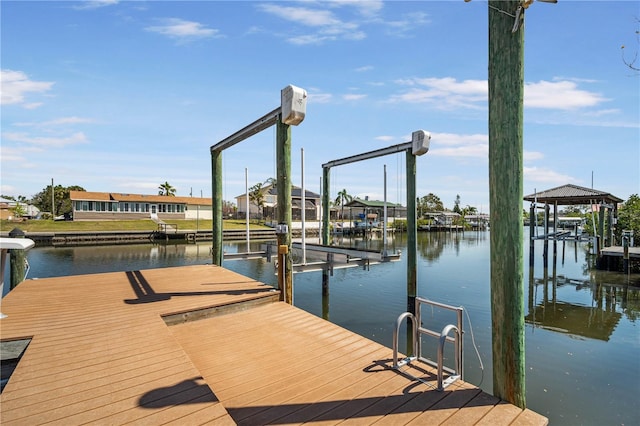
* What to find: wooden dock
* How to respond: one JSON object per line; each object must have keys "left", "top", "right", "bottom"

{"left": 0, "top": 264, "right": 547, "bottom": 425}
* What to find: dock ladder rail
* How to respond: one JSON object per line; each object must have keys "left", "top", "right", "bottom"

{"left": 392, "top": 297, "right": 464, "bottom": 391}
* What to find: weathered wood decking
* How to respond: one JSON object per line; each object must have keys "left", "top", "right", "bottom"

{"left": 0, "top": 264, "right": 547, "bottom": 425}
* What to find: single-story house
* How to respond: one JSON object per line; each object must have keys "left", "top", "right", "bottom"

{"left": 0, "top": 197, "right": 41, "bottom": 220}
{"left": 235, "top": 185, "right": 320, "bottom": 221}
{"left": 344, "top": 197, "right": 406, "bottom": 224}
{"left": 70, "top": 191, "right": 213, "bottom": 221}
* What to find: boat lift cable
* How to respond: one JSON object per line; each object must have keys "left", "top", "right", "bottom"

{"left": 461, "top": 304, "right": 485, "bottom": 387}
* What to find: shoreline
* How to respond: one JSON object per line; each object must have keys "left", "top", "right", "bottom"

{"left": 0, "top": 228, "right": 322, "bottom": 247}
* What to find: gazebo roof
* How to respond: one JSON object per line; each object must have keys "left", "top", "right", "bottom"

{"left": 523, "top": 184, "right": 623, "bottom": 206}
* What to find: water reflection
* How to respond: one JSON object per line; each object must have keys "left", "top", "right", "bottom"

{"left": 527, "top": 247, "right": 640, "bottom": 342}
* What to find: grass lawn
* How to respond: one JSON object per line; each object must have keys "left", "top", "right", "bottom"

{"left": 0, "top": 219, "right": 273, "bottom": 233}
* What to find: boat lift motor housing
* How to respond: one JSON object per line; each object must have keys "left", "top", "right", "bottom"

{"left": 281, "top": 85, "right": 307, "bottom": 126}
{"left": 411, "top": 130, "right": 431, "bottom": 156}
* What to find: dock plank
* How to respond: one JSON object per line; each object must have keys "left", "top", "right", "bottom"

{"left": 1, "top": 264, "right": 547, "bottom": 425}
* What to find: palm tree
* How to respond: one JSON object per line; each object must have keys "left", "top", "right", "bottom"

{"left": 158, "top": 182, "right": 176, "bottom": 196}
{"left": 334, "top": 189, "right": 352, "bottom": 228}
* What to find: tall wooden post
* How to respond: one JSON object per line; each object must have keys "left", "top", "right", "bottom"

{"left": 322, "top": 167, "right": 331, "bottom": 245}
{"left": 211, "top": 149, "right": 223, "bottom": 266}
{"left": 276, "top": 119, "right": 293, "bottom": 304}
{"left": 406, "top": 151, "right": 417, "bottom": 314}
{"left": 488, "top": 0, "right": 526, "bottom": 408}
{"left": 529, "top": 204, "right": 535, "bottom": 266}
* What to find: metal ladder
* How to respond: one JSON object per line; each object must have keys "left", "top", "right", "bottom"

{"left": 392, "top": 297, "right": 464, "bottom": 391}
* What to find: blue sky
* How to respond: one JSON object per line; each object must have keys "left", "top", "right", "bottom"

{"left": 2, "top": 0, "right": 638, "bottom": 212}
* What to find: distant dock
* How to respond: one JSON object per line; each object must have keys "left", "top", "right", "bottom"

{"left": 0, "top": 264, "right": 547, "bottom": 425}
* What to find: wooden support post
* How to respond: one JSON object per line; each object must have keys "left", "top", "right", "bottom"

{"left": 278, "top": 244, "right": 289, "bottom": 303}
{"left": 553, "top": 201, "right": 558, "bottom": 264}
{"left": 606, "top": 207, "right": 613, "bottom": 249}
{"left": 322, "top": 253, "right": 330, "bottom": 320}
{"left": 543, "top": 204, "right": 549, "bottom": 268}
{"left": 529, "top": 204, "right": 535, "bottom": 267}
{"left": 406, "top": 150, "right": 417, "bottom": 315}
{"left": 488, "top": 0, "right": 526, "bottom": 408}
{"left": 211, "top": 149, "right": 223, "bottom": 266}
{"left": 322, "top": 167, "right": 331, "bottom": 245}
{"left": 276, "top": 119, "right": 293, "bottom": 304}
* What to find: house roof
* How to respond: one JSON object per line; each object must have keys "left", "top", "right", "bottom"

{"left": 70, "top": 191, "right": 212, "bottom": 206}
{"left": 235, "top": 185, "right": 320, "bottom": 200}
{"left": 523, "top": 184, "right": 623, "bottom": 206}
{"left": 345, "top": 198, "right": 403, "bottom": 208}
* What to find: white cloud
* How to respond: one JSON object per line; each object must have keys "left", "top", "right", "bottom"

{"left": 308, "top": 92, "right": 333, "bottom": 103}
{"left": 524, "top": 166, "right": 579, "bottom": 184}
{"left": 390, "top": 77, "right": 487, "bottom": 109}
{"left": 355, "top": 65, "right": 373, "bottom": 72}
{"left": 343, "top": 93, "right": 367, "bottom": 101}
{"left": 3, "top": 132, "right": 89, "bottom": 148}
{"left": 524, "top": 151, "right": 544, "bottom": 162}
{"left": 145, "top": 19, "right": 222, "bottom": 41}
{"left": 257, "top": 3, "right": 365, "bottom": 45}
{"left": 1, "top": 69, "right": 54, "bottom": 107}
{"left": 525, "top": 80, "right": 606, "bottom": 109}
{"left": 389, "top": 77, "right": 608, "bottom": 111}
{"left": 72, "top": 0, "right": 119, "bottom": 10}
{"left": 259, "top": 4, "right": 341, "bottom": 27}
{"left": 375, "top": 135, "right": 396, "bottom": 142}
{"left": 14, "top": 117, "right": 95, "bottom": 127}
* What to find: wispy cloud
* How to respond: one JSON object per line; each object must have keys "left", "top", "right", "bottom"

{"left": 355, "top": 65, "right": 373, "bottom": 72}
{"left": 257, "top": 3, "right": 366, "bottom": 45}
{"left": 72, "top": 0, "right": 119, "bottom": 10}
{"left": 343, "top": 93, "right": 367, "bottom": 101}
{"left": 390, "top": 77, "right": 487, "bottom": 110}
{"left": 3, "top": 132, "right": 89, "bottom": 148}
{"left": 389, "top": 76, "right": 608, "bottom": 111}
{"left": 524, "top": 166, "right": 579, "bottom": 184}
{"left": 14, "top": 117, "right": 96, "bottom": 127}
{"left": 1, "top": 69, "right": 54, "bottom": 107}
{"left": 308, "top": 91, "right": 333, "bottom": 103}
{"left": 145, "top": 18, "right": 222, "bottom": 42}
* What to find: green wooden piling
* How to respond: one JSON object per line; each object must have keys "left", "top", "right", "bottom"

{"left": 406, "top": 151, "right": 417, "bottom": 313}
{"left": 211, "top": 149, "right": 223, "bottom": 266}
{"left": 488, "top": 0, "right": 526, "bottom": 408}
{"left": 322, "top": 167, "right": 330, "bottom": 245}
{"left": 276, "top": 119, "right": 293, "bottom": 304}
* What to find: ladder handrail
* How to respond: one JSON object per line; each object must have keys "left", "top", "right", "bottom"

{"left": 392, "top": 297, "right": 464, "bottom": 391}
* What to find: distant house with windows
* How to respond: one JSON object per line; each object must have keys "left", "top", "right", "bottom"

{"left": 70, "top": 191, "right": 212, "bottom": 221}
{"left": 235, "top": 185, "right": 320, "bottom": 221}
{"left": 343, "top": 197, "right": 406, "bottom": 225}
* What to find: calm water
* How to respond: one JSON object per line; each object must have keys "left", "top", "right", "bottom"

{"left": 4, "top": 231, "right": 639, "bottom": 425}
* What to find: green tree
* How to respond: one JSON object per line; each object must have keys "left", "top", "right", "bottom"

{"left": 31, "top": 185, "right": 85, "bottom": 217}
{"left": 158, "top": 181, "right": 176, "bottom": 196}
{"left": 616, "top": 194, "right": 640, "bottom": 243}
{"left": 11, "top": 202, "right": 26, "bottom": 218}
{"left": 420, "top": 193, "right": 444, "bottom": 212}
